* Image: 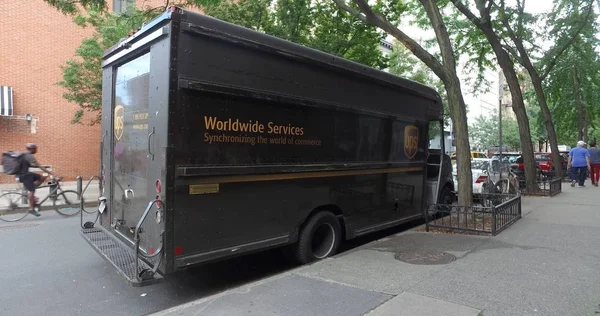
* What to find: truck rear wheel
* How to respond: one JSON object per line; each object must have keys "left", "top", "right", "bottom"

{"left": 295, "top": 211, "right": 341, "bottom": 264}
{"left": 439, "top": 186, "right": 454, "bottom": 205}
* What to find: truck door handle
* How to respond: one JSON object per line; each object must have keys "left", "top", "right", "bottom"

{"left": 147, "top": 127, "right": 155, "bottom": 161}
{"left": 125, "top": 189, "right": 135, "bottom": 199}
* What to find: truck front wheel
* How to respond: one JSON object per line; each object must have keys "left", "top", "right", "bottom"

{"left": 295, "top": 211, "right": 342, "bottom": 264}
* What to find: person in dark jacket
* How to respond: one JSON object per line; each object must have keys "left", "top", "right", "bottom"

{"left": 588, "top": 140, "right": 600, "bottom": 186}
{"left": 18, "top": 143, "right": 57, "bottom": 216}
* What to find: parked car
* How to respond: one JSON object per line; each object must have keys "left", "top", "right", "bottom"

{"left": 507, "top": 155, "right": 543, "bottom": 189}
{"left": 490, "top": 152, "right": 521, "bottom": 164}
{"left": 451, "top": 158, "right": 492, "bottom": 195}
{"left": 487, "top": 145, "right": 509, "bottom": 157}
{"left": 559, "top": 151, "right": 570, "bottom": 177}
{"left": 534, "top": 152, "right": 554, "bottom": 174}
{"left": 450, "top": 151, "right": 488, "bottom": 162}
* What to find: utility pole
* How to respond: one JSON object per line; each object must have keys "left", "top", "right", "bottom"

{"left": 498, "top": 71, "right": 503, "bottom": 181}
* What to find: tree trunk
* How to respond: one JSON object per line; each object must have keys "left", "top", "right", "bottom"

{"left": 496, "top": 0, "right": 594, "bottom": 181}
{"left": 573, "top": 68, "right": 586, "bottom": 141}
{"left": 480, "top": 34, "right": 537, "bottom": 190}
{"left": 444, "top": 76, "right": 473, "bottom": 206}
{"left": 450, "top": 0, "right": 538, "bottom": 191}
{"left": 506, "top": 77, "right": 538, "bottom": 191}
{"left": 333, "top": 0, "right": 474, "bottom": 205}
{"left": 530, "top": 75, "right": 563, "bottom": 178}
{"left": 418, "top": 0, "right": 472, "bottom": 206}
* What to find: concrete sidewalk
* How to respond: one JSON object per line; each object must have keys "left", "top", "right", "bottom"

{"left": 151, "top": 185, "right": 600, "bottom": 316}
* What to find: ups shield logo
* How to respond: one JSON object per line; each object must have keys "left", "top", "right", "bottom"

{"left": 404, "top": 125, "right": 419, "bottom": 160}
{"left": 114, "top": 105, "right": 124, "bottom": 141}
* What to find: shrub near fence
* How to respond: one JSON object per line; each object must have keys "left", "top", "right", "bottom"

{"left": 426, "top": 193, "right": 521, "bottom": 236}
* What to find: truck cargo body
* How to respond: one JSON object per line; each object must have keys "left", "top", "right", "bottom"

{"left": 81, "top": 7, "right": 449, "bottom": 285}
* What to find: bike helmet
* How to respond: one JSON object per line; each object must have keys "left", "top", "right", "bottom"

{"left": 25, "top": 143, "right": 37, "bottom": 149}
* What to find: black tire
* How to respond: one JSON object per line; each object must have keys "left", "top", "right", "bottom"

{"left": 0, "top": 192, "right": 30, "bottom": 222}
{"left": 295, "top": 211, "right": 342, "bottom": 264}
{"left": 438, "top": 186, "right": 454, "bottom": 205}
{"left": 53, "top": 190, "right": 83, "bottom": 216}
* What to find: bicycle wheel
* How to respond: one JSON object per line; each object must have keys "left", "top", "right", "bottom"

{"left": 0, "top": 192, "right": 30, "bottom": 222}
{"left": 53, "top": 190, "right": 83, "bottom": 216}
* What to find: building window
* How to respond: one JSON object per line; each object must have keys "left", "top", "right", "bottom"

{"left": 113, "top": 0, "right": 135, "bottom": 13}
{"left": 1, "top": 86, "right": 14, "bottom": 116}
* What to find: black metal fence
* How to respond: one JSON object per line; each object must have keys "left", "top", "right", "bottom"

{"left": 521, "top": 177, "right": 562, "bottom": 197}
{"left": 426, "top": 193, "right": 521, "bottom": 236}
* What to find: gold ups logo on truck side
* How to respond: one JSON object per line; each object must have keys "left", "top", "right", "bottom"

{"left": 404, "top": 125, "right": 419, "bottom": 160}
{"left": 114, "top": 105, "right": 124, "bottom": 141}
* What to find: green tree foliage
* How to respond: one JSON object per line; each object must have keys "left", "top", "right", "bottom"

{"left": 44, "top": 0, "right": 107, "bottom": 14}
{"left": 59, "top": 8, "right": 161, "bottom": 124}
{"left": 542, "top": 0, "right": 600, "bottom": 145}
{"left": 493, "top": 0, "right": 597, "bottom": 178}
{"left": 48, "top": 0, "right": 387, "bottom": 124}
{"left": 469, "top": 112, "right": 521, "bottom": 151}
{"left": 331, "top": 0, "right": 477, "bottom": 204}
{"left": 203, "top": 0, "right": 388, "bottom": 69}
{"left": 403, "top": 0, "right": 495, "bottom": 95}
{"left": 387, "top": 43, "right": 451, "bottom": 139}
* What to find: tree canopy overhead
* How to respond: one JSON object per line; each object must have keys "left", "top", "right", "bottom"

{"left": 331, "top": 0, "right": 478, "bottom": 204}
{"left": 46, "top": 0, "right": 387, "bottom": 124}
{"left": 46, "top": 0, "right": 600, "bottom": 195}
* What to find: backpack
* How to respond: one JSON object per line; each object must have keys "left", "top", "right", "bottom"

{"left": 2, "top": 151, "right": 25, "bottom": 175}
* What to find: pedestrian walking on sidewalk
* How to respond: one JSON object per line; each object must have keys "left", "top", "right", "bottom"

{"left": 568, "top": 140, "right": 591, "bottom": 187}
{"left": 588, "top": 140, "right": 600, "bottom": 186}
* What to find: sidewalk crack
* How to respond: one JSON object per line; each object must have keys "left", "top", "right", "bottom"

{"left": 292, "top": 273, "right": 396, "bottom": 296}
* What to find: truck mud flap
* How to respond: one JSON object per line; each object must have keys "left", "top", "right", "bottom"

{"left": 81, "top": 226, "right": 162, "bottom": 287}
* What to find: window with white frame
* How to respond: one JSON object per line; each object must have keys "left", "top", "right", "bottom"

{"left": 113, "top": 0, "right": 136, "bottom": 13}
{"left": 0, "top": 86, "right": 13, "bottom": 116}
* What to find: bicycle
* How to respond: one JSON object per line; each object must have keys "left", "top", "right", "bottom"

{"left": 480, "top": 161, "right": 519, "bottom": 207}
{"left": 0, "top": 176, "right": 84, "bottom": 222}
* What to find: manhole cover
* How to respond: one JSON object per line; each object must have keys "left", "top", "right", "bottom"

{"left": 0, "top": 223, "right": 40, "bottom": 231}
{"left": 395, "top": 251, "right": 456, "bottom": 265}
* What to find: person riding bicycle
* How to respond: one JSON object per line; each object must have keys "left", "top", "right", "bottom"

{"left": 18, "top": 143, "right": 57, "bottom": 216}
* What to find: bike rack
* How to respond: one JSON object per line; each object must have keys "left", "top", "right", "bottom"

{"left": 76, "top": 168, "right": 164, "bottom": 285}
{"left": 78, "top": 175, "right": 102, "bottom": 229}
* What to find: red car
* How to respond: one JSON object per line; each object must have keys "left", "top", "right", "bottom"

{"left": 534, "top": 152, "right": 554, "bottom": 172}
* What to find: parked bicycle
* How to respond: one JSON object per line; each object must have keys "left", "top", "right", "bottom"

{"left": 0, "top": 177, "right": 84, "bottom": 222}
{"left": 480, "top": 161, "right": 519, "bottom": 207}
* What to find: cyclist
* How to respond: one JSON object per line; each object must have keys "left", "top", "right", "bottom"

{"left": 17, "top": 143, "right": 57, "bottom": 216}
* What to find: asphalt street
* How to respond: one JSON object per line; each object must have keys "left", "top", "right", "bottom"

{"left": 0, "top": 209, "right": 419, "bottom": 316}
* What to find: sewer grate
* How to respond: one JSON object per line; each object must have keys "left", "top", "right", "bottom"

{"left": 395, "top": 251, "right": 456, "bottom": 265}
{"left": 0, "top": 223, "right": 40, "bottom": 231}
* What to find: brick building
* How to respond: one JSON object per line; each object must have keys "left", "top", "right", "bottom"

{"left": 0, "top": 0, "right": 177, "bottom": 183}
{"left": 1, "top": 1, "right": 389, "bottom": 183}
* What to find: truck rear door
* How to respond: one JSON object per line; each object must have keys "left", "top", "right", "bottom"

{"left": 110, "top": 51, "right": 161, "bottom": 255}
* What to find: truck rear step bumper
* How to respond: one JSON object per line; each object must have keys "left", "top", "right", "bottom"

{"left": 81, "top": 226, "right": 162, "bottom": 287}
